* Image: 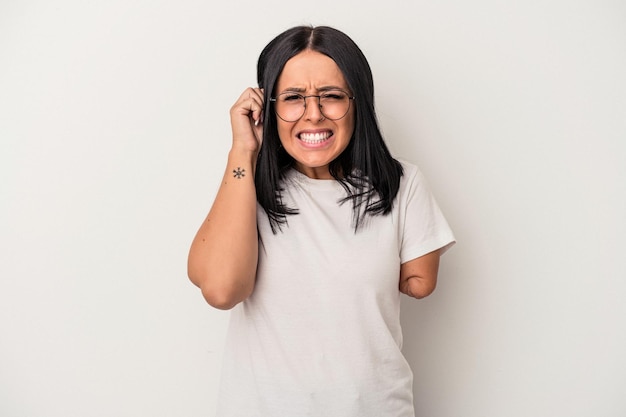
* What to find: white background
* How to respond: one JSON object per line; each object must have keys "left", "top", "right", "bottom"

{"left": 1, "top": 1, "right": 625, "bottom": 416}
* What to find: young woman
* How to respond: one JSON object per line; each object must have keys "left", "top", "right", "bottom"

{"left": 188, "top": 25, "right": 455, "bottom": 417}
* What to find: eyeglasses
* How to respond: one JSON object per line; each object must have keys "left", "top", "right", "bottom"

{"left": 269, "top": 89, "right": 355, "bottom": 122}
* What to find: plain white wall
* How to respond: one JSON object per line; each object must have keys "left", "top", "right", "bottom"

{"left": 1, "top": 1, "right": 624, "bottom": 416}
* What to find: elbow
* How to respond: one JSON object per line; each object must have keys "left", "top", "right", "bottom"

{"left": 187, "top": 262, "right": 253, "bottom": 310}
{"left": 201, "top": 285, "right": 241, "bottom": 310}
{"left": 196, "top": 278, "right": 252, "bottom": 310}
{"left": 401, "top": 276, "right": 437, "bottom": 299}
{"left": 412, "top": 281, "right": 437, "bottom": 299}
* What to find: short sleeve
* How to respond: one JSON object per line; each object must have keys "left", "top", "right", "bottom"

{"left": 397, "top": 161, "right": 456, "bottom": 264}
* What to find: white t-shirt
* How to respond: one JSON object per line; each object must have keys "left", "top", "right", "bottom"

{"left": 216, "top": 160, "right": 455, "bottom": 417}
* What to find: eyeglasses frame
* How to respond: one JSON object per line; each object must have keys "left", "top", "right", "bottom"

{"left": 268, "top": 89, "right": 356, "bottom": 122}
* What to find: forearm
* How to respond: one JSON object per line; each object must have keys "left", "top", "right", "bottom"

{"left": 187, "top": 149, "right": 259, "bottom": 309}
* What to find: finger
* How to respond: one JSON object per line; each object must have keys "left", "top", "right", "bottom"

{"left": 243, "top": 88, "right": 265, "bottom": 121}
{"left": 251, "top": 112, "right": 264, "bottom": 144}
{"left": 233, "top": 93, "right": 262, "bottom": 122}
{"left": 248, "top": 89, "right": 265, "bottom": 126}
{"left": 249, "top": 88, "right": 265, "bottom": 120}
{"left": 250, "top": 86, "right": 264, "bottom": 99}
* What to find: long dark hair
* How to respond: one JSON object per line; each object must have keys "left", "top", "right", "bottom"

{"left": 256, "top": 25, "right": 403, "bottom": 233}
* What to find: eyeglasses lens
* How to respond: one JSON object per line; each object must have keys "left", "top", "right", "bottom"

{"left": 274, "top": 90, "right": 352, "bottom": 122}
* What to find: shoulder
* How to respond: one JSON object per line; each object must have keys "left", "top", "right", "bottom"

{"left": 396, "top": 158, "right": 419, "bottom": 178}
{"left": 395, "top": 158, "right": 423, "bottom": 192}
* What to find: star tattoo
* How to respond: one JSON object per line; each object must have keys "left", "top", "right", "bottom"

{"left": 233, "top": 167, "right": 245, "bottom": 179}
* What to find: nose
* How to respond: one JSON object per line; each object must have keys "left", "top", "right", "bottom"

{"left": 302, "top": 95, "right": 324, "bottom": 122}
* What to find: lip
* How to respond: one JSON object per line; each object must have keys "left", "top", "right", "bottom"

{"left": 296, "top": 129, "right": 334, "bottom": 149}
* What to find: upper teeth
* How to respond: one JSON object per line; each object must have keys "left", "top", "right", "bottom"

{"left": 300, "top": 132, "right": 331, "bottom": 143}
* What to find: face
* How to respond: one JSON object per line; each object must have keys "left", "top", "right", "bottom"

{"left": 274, "top": 50, "right": 355, "bottom": 179}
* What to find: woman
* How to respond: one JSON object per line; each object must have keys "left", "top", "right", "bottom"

{"left": 188, "top": 25, "right": 455, "bottom": 417}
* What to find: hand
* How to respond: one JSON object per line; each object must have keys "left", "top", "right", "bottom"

{"left": 230, "top": 87, "right": 264, "bottom": 154}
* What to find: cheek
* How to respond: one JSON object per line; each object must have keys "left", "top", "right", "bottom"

{"left": 277, "top": 120, "right": 292, "bottom": 141}
{"left": 342, "top": 113, "right": 356, "bottom": 140}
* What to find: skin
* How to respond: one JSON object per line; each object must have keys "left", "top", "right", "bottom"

{"left": 187, "top": 48, "right": 440, "bottom": 309}
{"left": 186, "top": 86, "right": 263, "bottom": 309}
{"left": 274, "top": 50, "right": 355, "bottom": 179}
{"left": 399, "top": 249, "right": 441, "bottom": 299}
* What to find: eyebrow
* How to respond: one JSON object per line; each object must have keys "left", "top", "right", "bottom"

{"left": 280, "top": 85, "right": 347, "bottom": 93}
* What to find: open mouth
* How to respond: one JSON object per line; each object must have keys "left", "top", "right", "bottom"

{"left": 298, "top": 130, "right": 333, "bottom": 145}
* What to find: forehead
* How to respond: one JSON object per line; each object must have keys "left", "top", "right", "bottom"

{"left": 276, "top": 49, "right": 348, "bottom": 91}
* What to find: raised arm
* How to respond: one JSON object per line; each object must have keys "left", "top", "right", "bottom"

{"left": 187, "top": 88, "right": 264, "bottom": 310}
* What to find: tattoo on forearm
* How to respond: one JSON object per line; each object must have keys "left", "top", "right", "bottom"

{"left": 233, "top": 167, "right": 245, "bottom": 179}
